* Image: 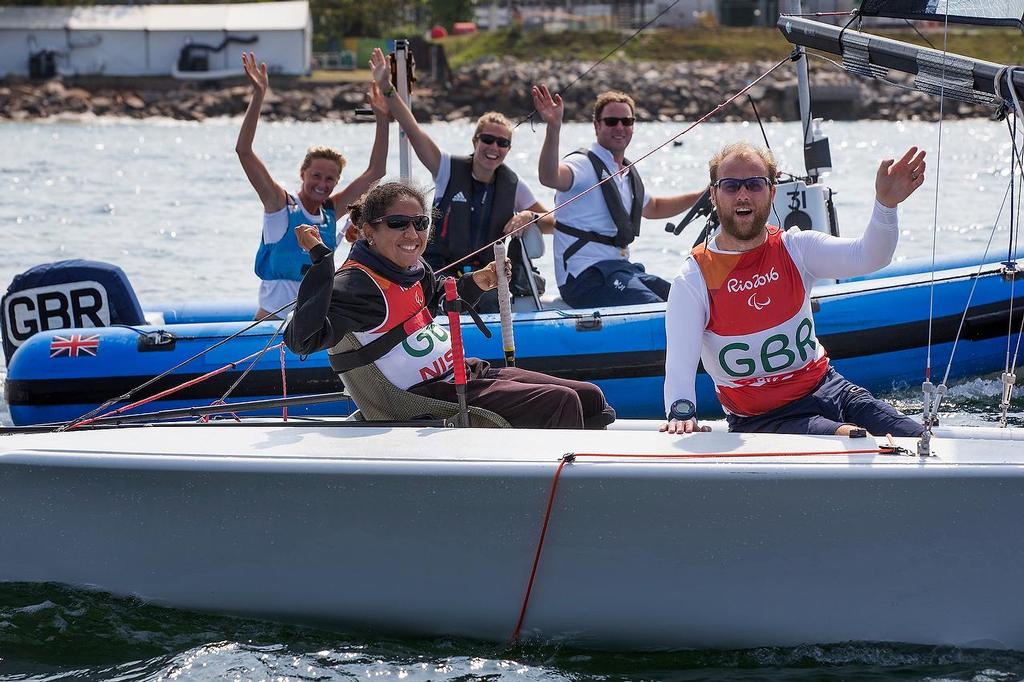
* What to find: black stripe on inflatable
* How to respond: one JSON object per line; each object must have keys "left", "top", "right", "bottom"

{"left": 6, "top": 300, "right": 1021, "bottom": 406}
{"left": 5, "top": 367, "right": 345, "bottom": 407}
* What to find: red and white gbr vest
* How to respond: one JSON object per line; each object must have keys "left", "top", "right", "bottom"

{"left": 344, "top": 261, "right": 455, "bottom": 389}
{"left": 691, "top": 229, "right": 829, "bottom": 416}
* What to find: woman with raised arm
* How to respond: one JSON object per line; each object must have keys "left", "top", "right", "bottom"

{"left": 236, "top": 51, "right": 391, "bottom": 320}
{"left": 284, "top": 181, "right": 615, "bottom": 429}
{"left": 368, "top": 47, "right": 552, "bottom": 311}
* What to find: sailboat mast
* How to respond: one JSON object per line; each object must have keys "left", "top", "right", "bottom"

{"left": 780, "top": 0, "right": 833, "bottom": 184}
{"left": 783, "top": 2, "right": 813, "bottom": 144}
{"left": 395, "top": 39, "right": 413, "bottom": 182}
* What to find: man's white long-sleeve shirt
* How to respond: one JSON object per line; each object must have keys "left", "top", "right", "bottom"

{"left": 663, "top": 200, "right": 900, "bottom": 417}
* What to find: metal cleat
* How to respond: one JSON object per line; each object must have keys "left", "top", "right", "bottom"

{"left": 880, "top": 434, "right": 913, "bottom": 457}
{"left": 999, "top": 371, "right": 1017, "bottom": 427}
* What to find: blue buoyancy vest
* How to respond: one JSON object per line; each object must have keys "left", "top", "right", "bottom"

{"left": 254, "top": 194, "right": 338, "bottom": 281}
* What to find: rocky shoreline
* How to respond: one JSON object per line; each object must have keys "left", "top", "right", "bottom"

{"left": 0, "top": 57, "right": 995, "bottom": 123}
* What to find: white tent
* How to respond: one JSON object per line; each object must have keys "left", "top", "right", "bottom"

{"left": 0, "top": 1, "right": 311, "bottom": 78}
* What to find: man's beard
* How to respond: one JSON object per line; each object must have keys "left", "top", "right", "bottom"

{"left": 718, "top": 201, "right": 772, "bottom": 242}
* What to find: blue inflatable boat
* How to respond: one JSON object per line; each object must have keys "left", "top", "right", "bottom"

{"left": 2, "top": 250, "right": 1022, "bottom": 426}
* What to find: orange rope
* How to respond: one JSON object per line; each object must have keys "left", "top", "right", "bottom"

{"left": 569, "top": 448, "right": 890, "bottom": 459}
{"left": 509, "top": 445, "right": 894, "bottom": 644}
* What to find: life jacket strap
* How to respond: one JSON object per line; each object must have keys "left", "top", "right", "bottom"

{"left": 327, "top": 323, "right": 413, "bottom": 373}
{"left": 555, "top": 222, "right": 619, "bottom": 269}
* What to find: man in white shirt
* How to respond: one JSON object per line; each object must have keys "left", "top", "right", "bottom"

{"left": 532, "top": 86, "right": 704, "bottom": 308}
{"left": 661, "top": 142, "right": 927, "bottom": 437}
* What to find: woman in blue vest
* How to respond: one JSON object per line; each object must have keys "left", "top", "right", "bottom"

{"left": 237, "top": 51, "right": 391, "bottom": 320}
{"left": 368, "top": 48, "right": 552, "bottom": 312}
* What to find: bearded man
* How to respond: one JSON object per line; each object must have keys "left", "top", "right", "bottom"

{"left": 661, "top": 142, "right": 927, "bottom": 437}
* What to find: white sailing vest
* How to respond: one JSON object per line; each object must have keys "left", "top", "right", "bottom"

{"left": 345, "top": 261, "right": 455, "bottom": 389}
{"left": 691, "top": 229, "right": 830, "bottom": 416}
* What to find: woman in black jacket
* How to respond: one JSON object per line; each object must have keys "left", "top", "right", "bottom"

{"left": 284, "top": 181, "right": 615, "bottom": 429}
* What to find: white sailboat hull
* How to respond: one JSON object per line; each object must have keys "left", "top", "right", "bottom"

{"left": 2, "top": 422, "right": 1023, "bottom": 650}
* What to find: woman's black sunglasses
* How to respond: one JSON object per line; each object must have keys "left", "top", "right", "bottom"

{"left": 370, "top": 214, "right": 431, "bottom": 231}
{"left": 477, "top": 133, "right": 512, "bottom": 148}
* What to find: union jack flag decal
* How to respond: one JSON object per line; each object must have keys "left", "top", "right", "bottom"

{"left": 49, "top": 334, "right": 100, "bottom": 358}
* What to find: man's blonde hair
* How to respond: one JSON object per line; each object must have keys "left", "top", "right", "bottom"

{"left": 708, "top": 142, "right": 777, "bottom": 183}
{"left": 593, "top": 91, "right": 635, "bottom": 121}
{"left": 300, "top": 146, "right": 346, "bottom": 174}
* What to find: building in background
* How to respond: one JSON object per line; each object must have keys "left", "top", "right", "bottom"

{"left": 0, "top": 1, "right": 311, "bottom": 79}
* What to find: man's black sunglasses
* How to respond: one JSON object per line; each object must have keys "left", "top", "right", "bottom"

{"left": 477, "top": 133, "right": 511, "bottom": 148}
{"left": 370, "top": 214, "right": 431, "bottom": 231}
{"left": 712, "top": 176, "right": 773, "bottom": 194}
{"left": 600, "top": 116, "right": 635, "bottom": 127}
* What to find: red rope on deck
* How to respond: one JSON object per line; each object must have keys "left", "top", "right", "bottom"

{"left": 509, "top": 446, "right": 893, "bottom": 644}
{"left": 510, "top": 453, "right": 574, "bottom": 644}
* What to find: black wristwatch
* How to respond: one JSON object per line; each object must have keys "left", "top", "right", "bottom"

{"left": 668, "top": 398, "right": 696, "bottom": 422}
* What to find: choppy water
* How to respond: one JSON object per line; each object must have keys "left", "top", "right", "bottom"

{"left": 4, "top": 583, "right": 1024, "bottom": 682}
{"left": 2, "top": 115, "right": 1024, "bottom": 678}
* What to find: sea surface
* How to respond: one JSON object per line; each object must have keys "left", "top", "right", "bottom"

{"left": 2, "top": 115, "right": 1024, "bottom": 680}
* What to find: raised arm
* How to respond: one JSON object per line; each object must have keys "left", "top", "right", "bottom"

{"left": 369, "top": 47, "right": 442, "bottom": 176}
{"left": 330, "top": 82, "right": 391, "bottom": 210}
{"left": 285, "top": 226, "right": 385, "bottom": 354}
{"left": 799, "top": 146, "right": 926, "bottom": 280}
{"left": 532, "top": 84, "right": 574, "bottom": 192}
{"left": 642, "top": 188, "right": 706, "bottom": 220}
{"left": 235, "top": 52, "right": 287, "bottom": 213}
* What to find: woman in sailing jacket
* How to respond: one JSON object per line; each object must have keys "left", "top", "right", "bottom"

{"left": 284, "top": 181, "right": 615, "bottom": 429}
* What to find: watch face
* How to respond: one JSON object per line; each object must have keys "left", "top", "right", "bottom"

{"left": 670, "top": 399, "right": 696, "bottom": 421}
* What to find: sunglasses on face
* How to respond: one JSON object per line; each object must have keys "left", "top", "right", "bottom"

{"left": 600, "top": 116, "right": 635, "bottom": 127}
{"left": 370, "top": 214, "right": 431, "bottom": 231}
{"left": 712, "top": 176, "right": 773, "bottom": 194}
{"left": 476, "top": 133, "right": 511, "bottom": 148}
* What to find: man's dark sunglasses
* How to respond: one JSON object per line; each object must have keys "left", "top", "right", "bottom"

{"left": 370, "top": 214, "right": 431, "bottom": 231}
{"left": 712, "top": 176, "right": 773, "bottom": 194}
{"left": 600, "top": 116, "right": 635, "bottom": 127}
{"left": 477, "top": 133, "right": 511, "bottom": 148}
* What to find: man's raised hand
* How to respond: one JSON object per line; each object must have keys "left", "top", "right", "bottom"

{"left": 876, "top": 146, "right": 926, "bottom": 208}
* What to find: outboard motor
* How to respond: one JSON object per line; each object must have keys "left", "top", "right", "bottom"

{"left": 1, "top": 260, "right": 145, "bottom": 364}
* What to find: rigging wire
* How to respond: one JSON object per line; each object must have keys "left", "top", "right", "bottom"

{"left": 921, "top": 1, "right": 951, "bottom": 427}
{"left": 1002, "top": 103, "right": 1024, "bottom": 424}
{"left": 904, "top": 18, "right": 938, "bottom": 51}
{"left": 933, "top": 177, "right": 1015, "bottom": 392}
{"left": 202, "top": 315, "right": 290, "bottom": 418}
{"left": 747, "top": 94, "right": 787, "bottom": 228}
